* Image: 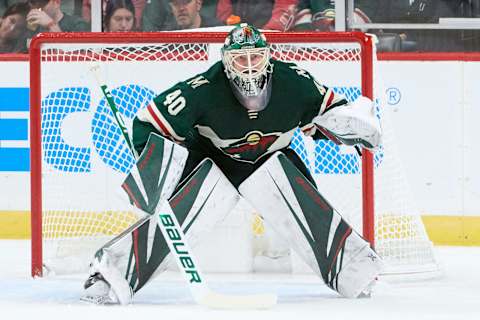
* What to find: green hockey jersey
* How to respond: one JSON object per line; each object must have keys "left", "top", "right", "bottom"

{"left": 132, "top": 59, "right": 347, "bottom": 182}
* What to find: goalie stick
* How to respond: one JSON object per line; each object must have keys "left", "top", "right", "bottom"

{"left": 89, "top": 64, "right": 277, "bottom": 309}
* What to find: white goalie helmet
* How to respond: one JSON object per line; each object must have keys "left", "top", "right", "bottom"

{"left": 221, "top": 23, "right": 273, "bottom": 111}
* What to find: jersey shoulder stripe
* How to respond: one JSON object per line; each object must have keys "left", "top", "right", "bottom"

{"left": 136, "top": 102, "right": 185, "bottom": 143}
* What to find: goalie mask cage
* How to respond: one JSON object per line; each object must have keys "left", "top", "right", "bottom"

{"left": 30, "top": 32, "right": 438, "bottom": 278}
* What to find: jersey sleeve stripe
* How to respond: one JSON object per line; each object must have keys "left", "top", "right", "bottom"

{"left": 146, "top": 102, "right": 185, "bottom": 143}
{"left": 319, "top": 89, "right": 333, "bottom": 115}
{"left": 137, "top": 105, "right": 167, "bottom": 136}
{"left": 324, "top": 90, "right": 335, "bottom": 112}
{"left": 301, "top": 123, "right": 316, "bottom": 136}
{"left": 320, "top": 89, "right": 349, "bottom": 115}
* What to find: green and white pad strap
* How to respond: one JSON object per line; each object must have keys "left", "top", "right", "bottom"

{"left": 239, "top": 151, "right": 384, "bottom": 298}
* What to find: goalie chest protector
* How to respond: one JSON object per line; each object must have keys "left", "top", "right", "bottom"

{"left": 134, "top": 59, "right": 339, "bottom": 165}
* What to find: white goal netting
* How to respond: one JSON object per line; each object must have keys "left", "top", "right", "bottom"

{"left": 30, "top": 32, "right": 438, "bottom": 277}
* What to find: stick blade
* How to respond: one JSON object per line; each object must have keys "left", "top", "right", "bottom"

{"left": 198, "top": 292, "right": 277, "bottom": 310}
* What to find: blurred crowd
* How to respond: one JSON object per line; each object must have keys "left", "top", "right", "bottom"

{"left": 0, "top": 0, "right": 479, "bottom": 54}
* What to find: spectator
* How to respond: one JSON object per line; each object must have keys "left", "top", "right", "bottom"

{"left": 292, "top": 0, "right": 373, "bottom": 31}
{"left": 26, "top": 0, "right": 89, "bottom": 33}
{"left": 0, "top": 1, "right": 22, "bottom": 17}
{"left": 141, "top": 0, "right": 218, "bottom": 32}
{"left": 291, "top": 0, "right": 333, "bottom": 31}
{"left": 83, "top": 0, "right": 146, "bottom": 30}
{"left": 0, "top": 2, "right": 29, "bottom": 53}
{"left": 104, "top": 0, "right": 136, "bottom": 31}
{"left": 141, "top": 0, "right": 172, "bottom": 31}
{"left": 216, "top": 0, "right": 298, "bottom": 31}
{"left": 165, "top": 0, "right": 221, "bottom": 30}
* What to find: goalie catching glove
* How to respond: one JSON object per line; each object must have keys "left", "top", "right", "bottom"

{"left": 313, "top": 96, "right": 382, "bottom": 151}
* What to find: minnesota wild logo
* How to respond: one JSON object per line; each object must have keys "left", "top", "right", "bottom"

{"left": 246, "top": 132, "right": 261, "bottom": 145}
{"left": 221, "top": 130, "right": 279, "bottom": 163}
{"left": 223, "top": 23, "right": 267, "bottom": 50}
{"left": 232, "top": 25, "right": 259, "bottom": 46}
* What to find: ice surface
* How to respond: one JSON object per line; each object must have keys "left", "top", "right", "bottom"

{"left": 1, "top": 240, "right": 479, "bottom": 320}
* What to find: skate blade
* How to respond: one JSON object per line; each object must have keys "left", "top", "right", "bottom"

{"left": 80, "top": 294, "right": 116, "bottom": 305}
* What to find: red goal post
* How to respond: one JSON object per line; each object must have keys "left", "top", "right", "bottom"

{"left": 30, "top": 31, "right": 431, "bottom": 278}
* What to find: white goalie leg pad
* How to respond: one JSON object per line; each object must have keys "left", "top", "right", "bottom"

{"left": 163, "top": 158, "right": 242, "bottom": 265}
{"left": 142, "top": 132, "right": 189, "bottom": 202}
{"left": 239, "top": 152, "right": 384, "bottom": 298}
{"left": 131, "top": 158, "right": 242, "bottom": 289}
{"left": 124, "top": 132, "right": 190, "bottom": 215}
{"left": 240, "top": 159, "right": 320, "bottom": 277}
{"left": 83, "top": 159, "right": 240, "bottom": 304}
{"left": 313, "top": 96, "right": 382, "bottom": 151}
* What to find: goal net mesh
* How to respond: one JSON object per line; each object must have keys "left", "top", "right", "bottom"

{"left": 31, "top": 33, "right": 438, "bottom": 277}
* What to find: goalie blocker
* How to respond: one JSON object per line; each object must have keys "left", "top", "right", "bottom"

{"left": 239, "top": 152, "right": 384, "bottom": 298}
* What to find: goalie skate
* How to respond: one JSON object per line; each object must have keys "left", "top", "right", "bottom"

{"left": 81, "top": 273, "right": 119, "bottom": 305}
{"left": 81, "top": 250, "right": 134, "bottom": 305}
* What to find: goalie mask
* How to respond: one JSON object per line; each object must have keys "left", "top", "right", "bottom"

{"left": 222, "top": 23, "right": 273, "bottom": 111}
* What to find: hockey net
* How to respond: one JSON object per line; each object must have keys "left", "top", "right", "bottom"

{"left": 30, "top": 32, "right": 438, "bottom": 277}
